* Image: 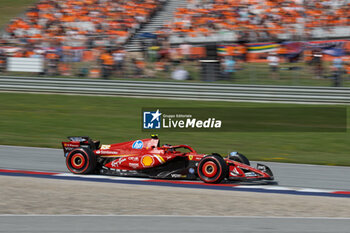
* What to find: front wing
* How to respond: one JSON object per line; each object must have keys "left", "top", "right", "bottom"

{"left": 227, "top": 161, "right": 274, "bottom": 181}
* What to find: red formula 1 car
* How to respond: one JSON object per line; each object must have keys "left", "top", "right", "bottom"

{"left": 62, "top": 135, "right": 274, "bottom": 183}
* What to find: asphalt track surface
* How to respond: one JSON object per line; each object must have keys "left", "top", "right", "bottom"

{"left": 1, "top": 216, "right": 350, "bottom": 233}
{"left": 1, "top": 145, "right": 350, "bottom": 232}
{"left": 0, "top": 145, "right": 349, "bottom": 191}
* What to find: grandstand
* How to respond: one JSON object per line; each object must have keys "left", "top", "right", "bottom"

{"left": 1, "top": 0, "right": 350, "bottom": 86}
{"left": 3, "top": 0, "right": 165, "bottom": 47}
{"left": 2, "top": 0, "right": 350, "bottom": 49}
{"left": 126, "top": 0, "right": 187, "bottom": 51}
{"left": 162, "top": 0, "right": 350, "bottom": 44}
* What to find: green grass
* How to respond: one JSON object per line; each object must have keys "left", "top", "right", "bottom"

{"left": 0, "top": 92, "right": 349, "bottom": 166}
{"left": 0, "top": 0, "right": 38, "bottom": 29}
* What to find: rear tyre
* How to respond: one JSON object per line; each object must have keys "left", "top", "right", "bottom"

{"left": 66, "top": 148, "right": 96, "bottom": 174}
{"left": 229, "top": 152, "right": 250, "bottom": 165}
{"left": 197, "top": 154, "right": 228, "bottom": 183}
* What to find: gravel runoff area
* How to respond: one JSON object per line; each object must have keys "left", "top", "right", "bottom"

{"left": 1, "top": 176, "right": 349, "bottom": 217}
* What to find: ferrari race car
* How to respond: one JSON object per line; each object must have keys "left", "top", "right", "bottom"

{"left": 62, "top": 135, "right": 274, "bottom": 183}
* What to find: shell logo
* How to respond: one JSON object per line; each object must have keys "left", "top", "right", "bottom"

{"left": 141, "top": 155, "right": 154, "bottom": 167}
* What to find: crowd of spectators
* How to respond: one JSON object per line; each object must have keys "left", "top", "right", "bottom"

{"left": 1, "top": 0, "right": 350, "bottom": 84}
{"left": 0, "top": 0, "right": 166, "bottom": 77}
{"left": 155, "top": 0, "right": 350, "bottom": 41}
{"left": 3, "top": 0, "right": 164, "bottom": 48}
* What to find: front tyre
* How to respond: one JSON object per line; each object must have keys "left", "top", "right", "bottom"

{"left": 66, "top": 148, "right": 96, "bottom": 174}
{"left": 228, "top": 152, "right": 250, "bottom": 165}
{"left": 197, "top": 155, "right": 228, "bottom": 183}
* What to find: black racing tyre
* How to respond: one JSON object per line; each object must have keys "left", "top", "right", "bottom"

{"left": 229, "top": 152, "right": 250, "bottom": 165}
{"left": 197, "top": 154, "right": 228, "bottom": 183}
{"left": 66, "top": 148, "right": 96, "bottom": 174}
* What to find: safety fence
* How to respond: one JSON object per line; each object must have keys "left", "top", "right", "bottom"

{"left": 1, "top": 76, "right": 350, "bottom": 104}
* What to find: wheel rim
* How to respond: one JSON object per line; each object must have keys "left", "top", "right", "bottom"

{"left": 202, "top": 161, "right": 217, "bottom": 178}
{"left": 71, "top": 153, "right": 85, "bottom": 169}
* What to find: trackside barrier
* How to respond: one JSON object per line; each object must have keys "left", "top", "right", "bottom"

{"left": 0, "top": 76, "right": 350, "bottom": 104}
{"left": 7, "top": 58, "right": 44, "bottom": 73}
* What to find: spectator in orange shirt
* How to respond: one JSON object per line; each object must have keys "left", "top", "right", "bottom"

{"left": 45, "top": 51, "right": 60, "bottom": 76}
{"left": 100, "top": 50, "right": 114, "bottom": 79}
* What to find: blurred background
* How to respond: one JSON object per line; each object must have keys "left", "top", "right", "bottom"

{"left": 1, "top": 0, "right": 350, "bottom": 86}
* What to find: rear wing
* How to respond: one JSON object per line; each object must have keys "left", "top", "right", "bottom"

{"left": 61, "top": 136, "right": 100, "bottom": 157}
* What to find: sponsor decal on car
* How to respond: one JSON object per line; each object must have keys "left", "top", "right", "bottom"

{"left": 245, "top": 172, "right": 257, "bottom": 177}
{"left": 101, "top": 145, "right": 111, "bottom": 150}
{"left": 257, "top": 164, "right": 266, "bottom": 171}
{"left": 129, "top": 163, "right": 139, "bottom": 169}
{"left": 128, "top": 156, "right": 139, "bottom": 162}
{"left": 63, "top": 143, "right": 79, "bottom": 148}
{"left": 171, "top": 174, "right": 182, "bottom": 178}
{"left": 111, "top": 158, "right": 126, "bottom": 168}
{"left": 99, "top": 151, "right": 119, "bottom": 155}
{"left": 141, "top": 155, "right": 154, "bottom": 167}
{"left": 132, "top": 140, "right": 143, "bottom": 149}
{"left": 231, "top": 167, "right": 240, "bottom": 175}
